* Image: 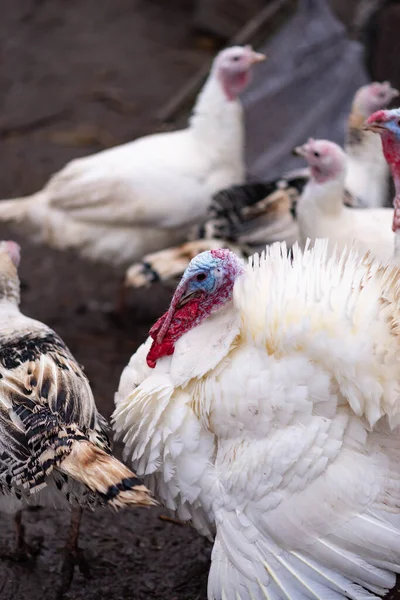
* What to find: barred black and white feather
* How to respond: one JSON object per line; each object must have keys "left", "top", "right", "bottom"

{"left": 200, "top": 176, "right": 305, "bottom": 246}
{"left": 0, "top": 241, "right": 154, "bottom": 513}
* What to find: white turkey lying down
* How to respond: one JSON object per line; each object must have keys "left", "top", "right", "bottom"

{"left": 295, "top": 138, "right": 394, "bottom": 262}
{"left": 345, "top": 81, "right": 398, "bottom": 208}
{"left": 0, "top": 241, "right": 154, "bottom": 593}
{"left": 0, "top": 46, "right": 264, "bottom": 267}
{"left": 114, "top": 243, "right": 400, "bottom": 600}
{"left": 125, "top": 174, "right": 304, "bottom": 288}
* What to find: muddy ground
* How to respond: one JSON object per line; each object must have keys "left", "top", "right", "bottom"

{"left": 0, "top": 1, "right": 399, "bottom": 599}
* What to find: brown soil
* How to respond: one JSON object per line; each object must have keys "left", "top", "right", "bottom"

{"left": 0, "top": 1, "right": 398, "bottom": 599}
{"left": 0, "top": 1, "right": 212, "bottom": 598}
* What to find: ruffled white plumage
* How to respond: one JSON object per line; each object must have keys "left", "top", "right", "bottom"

{"left": 114, "top": 239, "right": 400, "bottom": 599}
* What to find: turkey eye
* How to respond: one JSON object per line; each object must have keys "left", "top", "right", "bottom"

{"left": 232, "top": 56, "right": 240, "bottom": 61}
{"left": 378, "top": 91, "right": 385, "bottom": 98}
{"left": 313, "top": 151, "right": 320, "bottom": 157}
{"left": 196, "top": 273, "right": 207, "bottom": 282}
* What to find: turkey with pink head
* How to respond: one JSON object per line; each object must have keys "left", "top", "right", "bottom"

{"left": 295, "top": 137, "right": 394, "bottom": 261}
{"left": 0, "top": 46, "right": 264, "bottom": 267}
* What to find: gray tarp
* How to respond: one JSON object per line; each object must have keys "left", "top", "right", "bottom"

{"left": 242, "top": 0, "right": 370, "bottom": 181}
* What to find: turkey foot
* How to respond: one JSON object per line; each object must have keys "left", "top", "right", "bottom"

{"left": 0, "top": 510, "right": 43, "bottom": 563}
{"left": 57, "top": 506, "right": 90, "bottom": 598}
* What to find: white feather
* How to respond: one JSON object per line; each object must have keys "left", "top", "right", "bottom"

{"left": 114, "top": 240, "right": 400, "bottom": 599}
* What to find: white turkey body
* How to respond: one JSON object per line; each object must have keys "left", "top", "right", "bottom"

{"left": 0, "top": 46, "right": 265, "bottom": 266}
{"left": 114, "top": 241, "right": 400, "bottom": 600}
{"left": 297, "top": 177, "right": 394, "bottom": 261}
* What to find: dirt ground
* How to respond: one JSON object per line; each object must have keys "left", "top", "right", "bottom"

{"left": 0, "top": 1, "right": 213, "bottom": 599}
{"left": 0, "top": 1, "right": 399, "bottom": 599}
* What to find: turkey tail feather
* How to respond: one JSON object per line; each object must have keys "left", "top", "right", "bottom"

{"left": 0, "top": 192, "right": 46, "bottom": 228}
{"left": 58, "top": 439, "right": 155, "bottom": 509}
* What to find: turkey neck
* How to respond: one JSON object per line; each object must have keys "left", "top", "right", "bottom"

{"left": 391, "top": 172, "right": 400, "bottom": 258}
{"left": 305, "top": 177, "right": 346, "bottom": 216}
{"left": 188, "top": 74, "right": 244, "bottom": 165}
{"left": 346, "top": 108, "right": 387, "bottom": 167}
{"left": 0, "top": 259, "right": 20, "bottom": 305}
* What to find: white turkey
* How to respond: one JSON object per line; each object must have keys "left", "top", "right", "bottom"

{"left": 114, "top": 243, "right": 400, "bottom": 600}
{"left": 295, "top": 138, "right": 394, "bottom": 261}
{"left": 345, "top": 81, "right": 398, "bottom": 208}
{"left": 0, "top": 46, "right": 264, "bottom": 267}
{"left": 0, "top": 241, "right": 154, "bottom": 593}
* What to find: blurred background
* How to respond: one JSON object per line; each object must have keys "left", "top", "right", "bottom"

{"left": 2, "top": 0, "right": 400, "bottom": 197}
{"left": 0, "top": 1, "right": 400, "bottom": 599}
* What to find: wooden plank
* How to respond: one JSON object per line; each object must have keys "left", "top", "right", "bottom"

{"left": 157, "top": 0, "right": 292, "bottom": 124}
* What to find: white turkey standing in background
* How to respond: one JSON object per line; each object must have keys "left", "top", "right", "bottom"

{"left": 114, "top": 244, "right": 400, "bottom": 600}
{"left": 0, "top": 46, "right": 264, "bottom": 266}
{"left": 295, "top": 138, "right": 394, "bottom": 261}
{"left": 345, "top": 81, "right": 398, "bottom": 208}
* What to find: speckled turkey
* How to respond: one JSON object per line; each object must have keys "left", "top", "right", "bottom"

{"left": 0, "top": 240, "right": 154, "bottom": 594}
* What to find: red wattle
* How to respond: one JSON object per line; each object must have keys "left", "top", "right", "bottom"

{"left": 146, "top": 299, "right": 202, "bottom": 368}
{"left": 146, "top": 338, "right": 175, "bottom": 369}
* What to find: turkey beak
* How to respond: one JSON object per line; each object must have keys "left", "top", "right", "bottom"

{"left": 150, "top": 282, "right": 188, "bottom": 344}
{"left": 250, "top": 51, "right": 266, "bottom": 64}
{"left": 362, "top": 120, "right": 388, "bottom": 133}
{"left": 293, "top": 145, "right": 307, "bottom": 158}
{"left": 175, "top": 289, "right": 202, "bottom": 309}
{"left": 390, "top": 87, "right": 399, "bottom": 100}
{"left": 148, "top": 279, "right": 203, "bottom": 348}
